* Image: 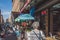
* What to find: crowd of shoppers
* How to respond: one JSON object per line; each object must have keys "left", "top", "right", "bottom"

{"left": 0, "top": 21, "right": 46, "bottom": 40}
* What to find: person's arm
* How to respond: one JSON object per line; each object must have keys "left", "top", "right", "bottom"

{"left": 41, "top": 31, "right": 46, "bottom": 40}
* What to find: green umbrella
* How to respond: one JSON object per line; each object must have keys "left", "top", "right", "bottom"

{"left": 15, "top": 14, "right": 35, "bottom": 22}
{"left": 15, "top": 18, "right": 25, "bottom": 22}
{"left": 15, "top": 18, "right": 19, "bottom": 22}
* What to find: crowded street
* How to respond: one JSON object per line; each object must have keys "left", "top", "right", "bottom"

{"left": 0, "top": 0, "right": 60, "bottom": 40}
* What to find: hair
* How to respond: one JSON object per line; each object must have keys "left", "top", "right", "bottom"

{"left": 6, "top": 26, "right": 13, "bottom": 31}
{"left": 32, "top": 21, "right": 39, "bottom": 29}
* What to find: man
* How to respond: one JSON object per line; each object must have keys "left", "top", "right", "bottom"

{"left": 25, "top": 21, "right": 46, "bottom": 40}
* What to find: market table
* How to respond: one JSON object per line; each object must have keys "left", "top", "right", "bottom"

{"left": 56, "top": 37, "right": 60, "bottom": 40}
{"left": 46, "top": 37, "right": 57, "bottom": 40}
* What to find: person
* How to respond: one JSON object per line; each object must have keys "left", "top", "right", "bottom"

{"left": 15, "top": 28, "right": 21, "bottom": 40}
{"left": 25, "top": 21, "right": 46, "bottom": 40}
{"left": 0, "top": 31, "right": 5, "bottom": 40}
{"left": 0, "top": 24, "right": 3, "bottom": 33}
{"left": 21, "top": 22, "right": 27, "bottom": 40}
{"left": 4, "top": 26, "right": 17, "bottom": 40}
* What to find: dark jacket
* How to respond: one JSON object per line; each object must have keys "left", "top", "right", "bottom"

{"left": 4, "top": 31, "right": 17, "bottom": 40}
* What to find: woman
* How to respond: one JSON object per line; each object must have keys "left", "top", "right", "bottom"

{"left": 25, "top": 21, "right": 46, "bottom": 40}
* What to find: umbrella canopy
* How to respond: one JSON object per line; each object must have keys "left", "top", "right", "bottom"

{"left": 15, "top": 18, "right": 19, "bottom": 22}
{"left": 15, "top": 14, "right": 35, "bottom": 22}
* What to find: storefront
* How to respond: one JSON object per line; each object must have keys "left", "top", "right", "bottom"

{"left": 34, "top": 0, "right": 60, "bottom": 36}
{"left": 49, "top": 3, "right": 60, "bottom": 35}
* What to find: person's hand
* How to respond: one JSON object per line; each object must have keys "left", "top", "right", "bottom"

{"left": 1, "top": 32, "right": 5, "bottom": 36}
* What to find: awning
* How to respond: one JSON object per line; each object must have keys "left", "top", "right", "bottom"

{"left": 35, "top": 0, "right": 60, "bottom": 13}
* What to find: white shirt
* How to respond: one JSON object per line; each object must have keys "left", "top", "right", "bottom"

{"left": 25, "top": 29, "right": 45, "bottom": 40}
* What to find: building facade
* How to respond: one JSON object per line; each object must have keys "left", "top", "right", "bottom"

{"left": 0, "top": 10, "right": 4, "bottom": 24}
{"left": 12, "top": 0, "right": 25, "bottom": 12}
{"left": 34, "top": 0, "right": 60, "bottom": 36}
{"left": 8, "top": 15, "right": 12, "bottom": 24}
{"left": 12, "top": 0, "right": 26, "bottom": 20}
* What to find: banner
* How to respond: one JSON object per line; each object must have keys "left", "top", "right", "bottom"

{"left": 30, "top": 6, "right": 35, "bottom": 16}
